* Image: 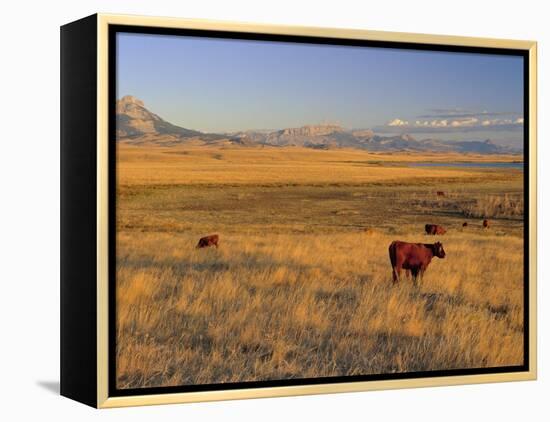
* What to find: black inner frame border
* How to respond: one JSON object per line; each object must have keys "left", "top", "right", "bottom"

{"left": 108, "top": 24, "right": 530, "bottom": 398}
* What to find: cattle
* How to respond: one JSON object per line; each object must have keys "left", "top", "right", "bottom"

{"left": 388, "top": 240, "right": 446, "bottom": 284}
{"left": 462, "top": 222, "right": 468, "bottom": 227}
{"left": 483, "top": 219, "right": 490, "bottom": 229}
{"left": 425, "top": 224, "right": 446, "bottom": 235}
{"left": 436, "top": 191, "right": 445, "bottom": 197}
{"left": 196, "top": 234, "right": 219, "bottom": 249}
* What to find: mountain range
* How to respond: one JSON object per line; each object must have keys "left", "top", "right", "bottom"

{"left": 116, "top": 96, "right": 521, "bottom": 154}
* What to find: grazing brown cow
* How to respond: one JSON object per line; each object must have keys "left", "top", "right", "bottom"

{"left": 462, "top": 222, "right": 468, "bottom": 227}
{"left": 196, "top": 234, "right": 219, "bottom": 249}
{"left": 436, "top": 191, "right": 445, "bottom": 196}
{"left": 483, "top": 219, "right": 490, "bottom": 229}
{"left": 388, "top": 240, "right": 446, "bottom": 284}
{"left": 425, "top": 224, "right": 446, "bottom": 235}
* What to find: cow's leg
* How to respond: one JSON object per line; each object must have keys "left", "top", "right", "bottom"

{"left": 392, "top": 267, "right": 400, "bottom": 283}
{"left": 411, "top": 267, "right": 419, "bottom": 287}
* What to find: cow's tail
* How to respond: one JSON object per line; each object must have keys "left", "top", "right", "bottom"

{"left": 388, "top": 241, "right": 396, "bottom": 266}
{"left": 388, "top": 241, "right": 398, "bottom": 282}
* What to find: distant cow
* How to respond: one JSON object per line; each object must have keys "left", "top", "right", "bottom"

{"left": 425, "top": 224, "right": 446, "bottom": 235}
{"left": 483, "top": 219, "right": 490, "bottom": 229}
{"left": 462, "top": 222, "right": 468, "bottom": 227}
{"left": 196, "top": 234, "right": 219, "bottom": 249}
{"left": 388, "top": 240, "right": 446, "bottom": 284}
{"left": 436, "top": 191, "right": 445, "bottom": 197}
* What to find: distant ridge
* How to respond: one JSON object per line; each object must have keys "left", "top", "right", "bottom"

{"left": 116, "top": 96, "right": 521, "bottom": 154}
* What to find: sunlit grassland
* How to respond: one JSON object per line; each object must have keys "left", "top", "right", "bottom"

{"left": 116, "top": 143, "right": 522, "bottom": 186}
{"left": 115, "top": 144, "right": 524, "bottom": 389}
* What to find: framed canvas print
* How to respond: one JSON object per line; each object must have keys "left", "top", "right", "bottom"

{"left": 60, "top": 14, "right": 537, "bottom": 408}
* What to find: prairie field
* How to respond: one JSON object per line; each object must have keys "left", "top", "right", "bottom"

{"left": 115, "top": 143, "right": 525, "bottom": 389}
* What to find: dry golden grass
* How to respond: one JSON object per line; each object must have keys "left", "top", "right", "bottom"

{"left": 461, "top": 194, "right": 524, "bottom": 219}
{"left": 115, "top": 144, "right": 525, "bottom": 389}
{"left": 116, "top": 230, "right": 523, "bottom": 388}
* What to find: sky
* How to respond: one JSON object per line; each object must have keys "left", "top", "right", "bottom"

{"left": 117, "top": 32, "right": 524, "bottom": 145}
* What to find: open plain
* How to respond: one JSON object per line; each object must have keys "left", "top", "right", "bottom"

{"left": 115, "top": 144, "right": 524, "bottom": 389}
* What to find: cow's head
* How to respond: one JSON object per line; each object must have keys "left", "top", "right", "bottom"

{"left": 433, "top": 242, "right": 446, "bottom": 258}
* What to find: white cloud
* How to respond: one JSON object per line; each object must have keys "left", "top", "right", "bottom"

{"left": 386, "top": 115, "right": 522, "bottom": 130}
{"left": 388, "top": 118, "right": 409, "bottom": 127}
{"left": 405, "top": 117, "right": 478, "bottom": 128}
{"left": 450, "top": 117, "right": 478, "bottom": 127}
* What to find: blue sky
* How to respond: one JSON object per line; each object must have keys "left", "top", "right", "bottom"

{"left": 117, "top": 33, "right": 524, "bottom": 145}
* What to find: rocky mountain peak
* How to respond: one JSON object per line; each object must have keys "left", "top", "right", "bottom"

{"left": 116, "top": 95, "right": 201, "bottom": 139}
{"left": 118, "top": 95, "right": 144, "bottom": 107}
{"left": 116, "top": 95, "right": 152, "bottom": 117}
{"left": 279, "top": 124, "right": 343, "bottom": 137}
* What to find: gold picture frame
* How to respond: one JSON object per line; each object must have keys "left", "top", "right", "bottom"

{"left": 60, "top": 13, "right": 537, "bottom": 408}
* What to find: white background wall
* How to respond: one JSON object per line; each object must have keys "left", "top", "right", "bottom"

{"left": 0, "top": 0, "right": 547, "bottom": 420}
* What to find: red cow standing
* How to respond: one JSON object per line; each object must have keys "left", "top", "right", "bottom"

{"left": 388, "top": 240, "right": 446, "bottom": 285}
